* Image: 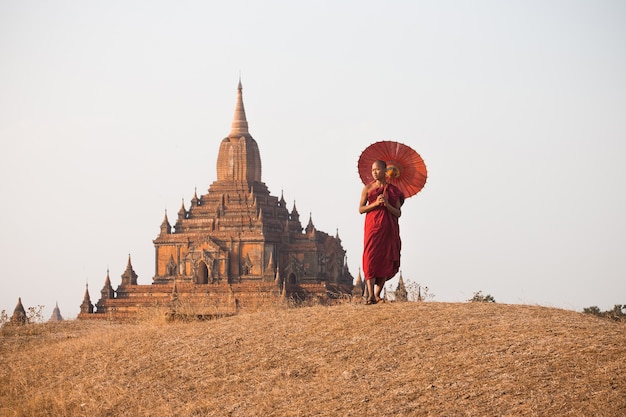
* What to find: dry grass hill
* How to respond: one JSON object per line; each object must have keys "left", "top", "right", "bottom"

{"left": 1, "top": 301, "right": 625, "bottom": 417}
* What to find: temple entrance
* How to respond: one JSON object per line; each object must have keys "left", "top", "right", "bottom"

{"left": 196, "top": 262, "right": 209, "bottom": 284}
{"left": 288, "top": 273, "right": 297, "bottom": 284}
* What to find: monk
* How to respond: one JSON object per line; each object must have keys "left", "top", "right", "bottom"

{"left": 359, "top": 159, "right": 404, "bottom": 304}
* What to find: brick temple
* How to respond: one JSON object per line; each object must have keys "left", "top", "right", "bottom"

{"left": 78, "top": 81, "right": 356, "bottom": 320}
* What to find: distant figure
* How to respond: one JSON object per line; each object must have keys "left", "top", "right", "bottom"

{"left": 359, "top": 160, "right": 404, "bottom": 304}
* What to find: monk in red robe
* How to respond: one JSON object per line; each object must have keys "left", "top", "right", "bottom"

{"left": 359, "top": 160, "right": 404, "bottom": 304}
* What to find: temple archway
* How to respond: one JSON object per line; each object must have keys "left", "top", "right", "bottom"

{"left": 196, "top": 261, "right": 209, "bottom": 284}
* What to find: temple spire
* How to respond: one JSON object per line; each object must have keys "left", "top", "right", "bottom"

{"left": 216, "top": 80, "right": 262, "bottom": 183}
{"left": 80, "top": 284, "right": 94, "bottom": 314}
{"left": 160, "top": 210, "right": 171, "bottom": 235}
{"left": 229, "top": 79, "right": 249, "bottom": 137}
{"left": 10, "top": 297, "right": 27, "bottom": 325}
{"left": 395, "top": 272, "right": 408, "bottom": 302}
{"left": 49, "top": 302, "right": 63, "bottom": 322}
{"left": 120, "top": 254, "right": 138, "bottom": 286}
{"left": 352, "top": 268, "right": 364, "bottom": 299}
{"left": 305, "top": 212, "right": 315, "bottom": 234}
{"left": 100, "top": 269, "right": 115, "bottom": 300}
{"left": 178, "top": 199, "right": 186, "bottom": 218}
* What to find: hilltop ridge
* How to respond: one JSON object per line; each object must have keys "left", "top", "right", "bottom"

{"left": 1, "top": 302, "right": 624, "bottom": 416}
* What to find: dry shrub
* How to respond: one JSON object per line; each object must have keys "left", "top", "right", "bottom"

{"left": 1, "top": 302, "right": 625, "bottom": 417}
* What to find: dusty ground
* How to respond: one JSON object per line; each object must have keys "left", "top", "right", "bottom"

{"left": 1, "top": 301, "right": 624, "bottom": 416}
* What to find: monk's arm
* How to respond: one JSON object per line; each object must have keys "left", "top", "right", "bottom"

{"left": 359, "top": 187, "right": 376, "bottom": 214}
{"left": 385, "top": 199, "right": 402, "bottom": 218}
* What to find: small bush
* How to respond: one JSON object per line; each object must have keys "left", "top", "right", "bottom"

{"left": 468, "top": 291, "right": 496, "bottom": 303}
{"left": 583, "top": 304, "right": 626, "bottom": 322}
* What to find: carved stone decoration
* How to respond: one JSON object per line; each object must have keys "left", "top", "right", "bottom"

{"left": 284, "top": 254, "right": 305, "bottom": 283}
{"left": 241, "top": 254, "right": 253, "bottom": 276}
{"left": 203, "top": 250, "right": 215, "bottom": 283}
{"left": 166, "top": 255, "right": 177, "bottom": 277}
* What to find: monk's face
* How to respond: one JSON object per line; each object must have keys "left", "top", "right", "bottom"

{"left": 371, "top": 162, "right": 386, "bottom": 181}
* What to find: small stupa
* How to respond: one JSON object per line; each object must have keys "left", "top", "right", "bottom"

{"left": 49, "top": 302, "right": 63, "bottom": 322}
{"left": 9, "top": 297, "right": 27, "bottom": 326}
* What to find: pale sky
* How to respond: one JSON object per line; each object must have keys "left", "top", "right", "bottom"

{"left": 1, "top": 1, "right": 625, "bottom": 319}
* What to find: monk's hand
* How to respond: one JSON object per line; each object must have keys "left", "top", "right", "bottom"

{"left": 377, "top": 194, "right": 385, "bottom": 206}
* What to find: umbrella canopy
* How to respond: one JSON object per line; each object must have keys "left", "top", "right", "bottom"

{"left": 358, "top": 140, "right": 427, "bottom": 198}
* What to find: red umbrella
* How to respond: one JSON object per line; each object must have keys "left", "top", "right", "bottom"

{"left": 358, "top": 141, "right": 427, "bottom": 198}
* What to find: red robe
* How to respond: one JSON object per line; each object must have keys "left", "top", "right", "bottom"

{"left": 362, "top": 183, "right": 404, "bottom": 281}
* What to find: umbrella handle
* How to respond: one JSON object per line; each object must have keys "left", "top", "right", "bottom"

{"left": 379, "top": 184, "right": 388, "bottom": 206}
